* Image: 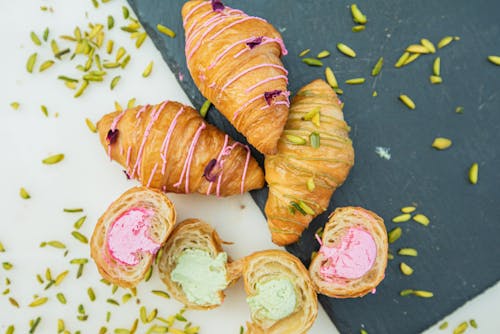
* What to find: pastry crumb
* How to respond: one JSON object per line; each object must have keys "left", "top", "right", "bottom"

{"left": 240, "top": 204, "right": 246, "bottom": 210}
{"left": 375, "top": 146, "right": 391, "bottom": 160}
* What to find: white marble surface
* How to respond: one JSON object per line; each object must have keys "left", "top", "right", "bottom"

{"left": 0, "top": 1, "right": 498, "bottom": 333}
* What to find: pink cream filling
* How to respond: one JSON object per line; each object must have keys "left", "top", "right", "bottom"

{"left": 107, "top": 208, "right": 160, "bottom": 266}
{"left": 318, "top": 227, "right": 377, "bottom": 281}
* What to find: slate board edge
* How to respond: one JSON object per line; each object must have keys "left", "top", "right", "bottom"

{"left": 127, "top": 1, "right": 500, "bottom": 333}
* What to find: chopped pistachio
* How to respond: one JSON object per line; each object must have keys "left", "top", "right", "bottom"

{"left": 392, "top": 213, "right": 411, "bottom": 223}
{"left": 469, "top": 163, "right": 479, "bottom": 184}
{"left": 20, "top": 187, "right": 31, "bottom": 199}
{"left": 413, "top": 214, "right": 430, "bottom": 226}
{"left": 302, "top": 58, "right": 323, "bottom": 66}
{"left": 157, "top": 24, "right": 176, "bottom": 38}
{"left": 400, "top": 262, "right": 414, "bottom": 275}
{"left": 432, "top": 137, "right": 452, "bottom": 150}
{"left": 298, "top": 49, "right": 310, "bottom": 57}
{"left": 398, "top": 248, "right": 418, "bottom": 256}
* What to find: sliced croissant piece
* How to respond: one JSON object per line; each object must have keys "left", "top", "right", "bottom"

{"left": 97, "top": 100, "right": 264, "bottom": 196}
{"left": 241, "top": 250, "right": 318, "bottom": 334}
{"left": 157, "top": 219, "right": 238, "bottom": 310}
{"left": 309, "top": 207, "right": 388, "bottom": 298}
{"left": 90, "top": 187, "right": 176, "bottom": 288}
{"left": 265, "top": 79, "right": 355, "bottom": 245}
{"left": 182, "top": 0, "right": 290, "bottom": 154}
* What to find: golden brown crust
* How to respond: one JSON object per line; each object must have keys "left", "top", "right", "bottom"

{"left": 242, "top": 250, "right": 318, "bottom": 334}
{"left": 97, "top": 101, "right": 264, "bottom": 196}
{"left": 157, "top": 219, "right": 237, "bottom": 310}
{"left": 182, "top": 1, "right": 289, "bottom": 154}
{"left": 90, "top": 187, "right": 176, "bottom": 288}
{"left": 309, "top": 207, "right": 388, "bottom": 298}
{"left": 265, "top": 79, "right": 355, "bottom": 245}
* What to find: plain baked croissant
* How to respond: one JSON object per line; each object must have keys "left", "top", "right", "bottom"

{"left": 97, "top": 100, "right": 264, "bottom": 196}
{"left": 239, "top": 250, "right": 318, "bottom": 334}
{"left": 182, "top": 0, "right": 290, "bottom": 154}
{"left": 157, "top": 219, "right": 239, "bottom": 310}
{"left": 265, "top": 79, "right": 355, "bottom": 245}
{"left": 309, "top": 207, "right": 388, "bottom": 298}
{"left": 90, "top": 187, "right": 176, "bottom": 288}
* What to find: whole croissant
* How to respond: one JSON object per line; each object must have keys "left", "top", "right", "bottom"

{"left": 265, "top": 80, "right": 355, "bottom": 245}
{"left": 182, "top": 0, "right": 289, "bottom": 155}
{"left": 97, "top": 100, "right": 264, "bottom": 196}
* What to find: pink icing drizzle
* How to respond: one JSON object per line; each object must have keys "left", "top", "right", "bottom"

{"left": 204, "top": 134, "right": 251, "bottom": 196}
{"left": 146, "top": 162, "right": 158, "bottom": 188}
{"left": 106, "top": 208, "right": 159, "bottom": 266}
{"left": 221, "top": 63, "right": 288, "bottom": 92}
{"left": 209, "top": 16, "right": 266, "bottom": 41}
{"left": 130, "top": 101, "right": 168, "bottom": 178}
{"left": 160, "top": 106, "right": 185, "bottom": 175}
{"left": 245, "top": 75, "right": 288, "bottom": 93}
{"left": 206, "top": 134, "right": 229, "bottom": 195}
{"left": 182, "top": 1, "right": 210, "bottom": 27}
{"left": 317, "top": 228, "right": 377, "bottom": 281}
{"left": 173, "top": 123, "right": 207, "bottom": 192}
{"left": 125, "top": 146, "right": 132, "bottom": 170}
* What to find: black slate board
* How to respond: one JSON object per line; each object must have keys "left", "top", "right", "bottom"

{"left": 127, "top": 0, "right": 500, "bottom": 333}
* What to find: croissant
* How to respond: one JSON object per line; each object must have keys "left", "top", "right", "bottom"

{"left": 182, "top": 0, "right": 290, "bottom": 155}
{"left": 309, "top": 207, "right": 388, "bottom": 298}
{"left": 97, "top": 100, "right": 265, "bottom": 196}
{"left": 264, "top": 79, "right": 355, "bottom": 245}
{"left": 157, "top": 219, "right": 239, "bottom": 310}
{"left": 90, "top": 187, "right": 176, "bottom": 288}
{"left": 239, "top": 250, "right": 318, "bottom": 334}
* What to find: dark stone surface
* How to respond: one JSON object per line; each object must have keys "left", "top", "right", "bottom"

{"left": 127, "top": 0, "right": 500, "bottom": 332}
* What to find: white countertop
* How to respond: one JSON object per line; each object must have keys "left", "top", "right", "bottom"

{"left": 0, "top": 1, "right": 498, "bottom": 333}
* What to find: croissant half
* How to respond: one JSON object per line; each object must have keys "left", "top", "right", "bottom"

{"left": 182, "top": 0, "right": 290, "bottom": 154}
{"left": 241, "top": 250, "right": 318, "bottom": 334}
{"left": 265, "top": 79, "right": 355, "bottom": 245}
{"left": 309, "top": 207, "right": 388, "bottom": 298}
{"left": 157, "top": 219, "right": 239, "bottom": 310}
{"left": 90, "top": 187, "right": 176, "bottom": 288}
{"left": 97, "top": 101, "right": 264, "bottom": 196}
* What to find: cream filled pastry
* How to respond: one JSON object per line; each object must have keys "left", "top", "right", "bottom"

{"left": 107, "top": 208, "right": 159, "bottom": 266}
{"left": 170, "top": 249, "right": 228, "bottom": 305}
{"left": 317, "top": 227, "right": 377, "bottom": 281}
{"left": 309, "top": 207, "right": 388, "bottom": 298}
{"left": 241, "top": 250, "right": 317, "bottom": 334}
{"left": 158, "top": 219, "right": 240, "bottom": 310}
{"left": 90, "top": 187, "right": 176, "bottom": 288}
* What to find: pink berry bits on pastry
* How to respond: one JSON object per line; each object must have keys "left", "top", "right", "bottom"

{"left": 309, "top": 207, "right": 388, "bottom": 298}
{"left": 90, "top": 187, "right": 176, "bottom": 287}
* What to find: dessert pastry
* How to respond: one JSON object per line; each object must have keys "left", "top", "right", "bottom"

{"left": 157, "top": 219, "right": 239, "bottom": 310}
{"left": 90, "top": 187, "right": 176, "bottom": 288}
{"left": 241, "top": 250, "right": 317, "bottom": 334}
{"left": 182, "top": 0, "right": 289, "bottom": 154}
{"left": 309, "top": 207, "right": 388, "bottom": 298}
{"left": 97, "top": 100, "right": 265, "bottom": 196}
{"left": 265, "top": 79, "right": 355, "bottom": 245}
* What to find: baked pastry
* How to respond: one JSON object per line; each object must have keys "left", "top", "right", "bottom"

{"left": 309, "top": 207, "right": 388, "bottom": 298}
{"left": 241, "top": 250, "right": 317, "bottom": 334}
{"left": 90, "top": 187, "right": 176, "bottom": 288}
{"left": 265, "top": 79, "right": 355, "bottom": 245}
{"left": 157, "top": 219, "right": 239, "bottom": 310}
{"left": 182, "top": 0, "right": 289, "bottom": 154}
{"left": 97, "top": 100, "right": 265, "bottom": 196}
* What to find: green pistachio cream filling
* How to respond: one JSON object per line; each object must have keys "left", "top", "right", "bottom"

{"left": 247, "top": 278, "right": 297, "bottom": 321}
{"left": 170, "top": 249, "right": 228, "bottom": 305}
